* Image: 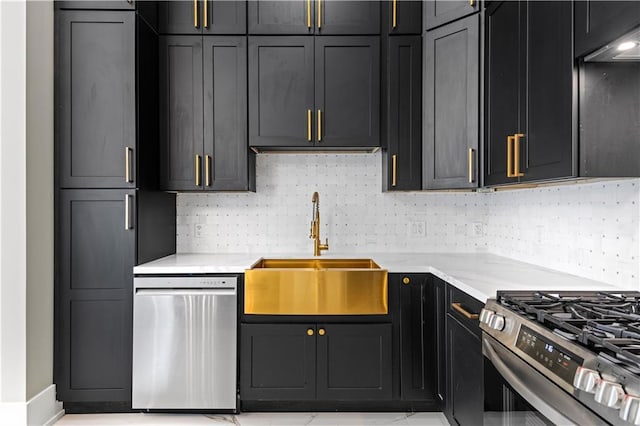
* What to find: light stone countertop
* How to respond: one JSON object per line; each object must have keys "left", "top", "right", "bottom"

{"left": 134, "top": 252, "right": 632, "bottom": 303}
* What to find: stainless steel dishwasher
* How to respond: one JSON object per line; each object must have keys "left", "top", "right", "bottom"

{"left": 132, "top": 276, "right": 237, "bottom": 410}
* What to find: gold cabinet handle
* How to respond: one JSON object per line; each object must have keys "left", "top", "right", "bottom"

{"left": 317, "top": 109, "right": 322, "bottom": 142}
{"left": 506, "top": 135, "right": 515, "bottom": 177}
{"left": 307, "top": 109, "right": 312, "bottom": 142}
{"left": 124, "top": 194, "right": 132, "bottom": 230}
{"left": 318, "top": 328, "right": 326, "bottom": 336}
{"left": 195, "top": 154, "right": 201, "bottom": 186}
{"left": 125, "top": 146, "right": 133, "bottom": 183}
{"left": 307, "top": 328, "right": 314, "bottom": 336}
{"left": 204, "top": 0, "right": 208, "bottom": 28}
{"left": 392, "top": 154, "right": 397, "bottom": 187}
{"left": 318, "top": 0, "right": 322, "bottom": 29}
{"left": 402, "top": 276, "right": 410, "bottom": 285}
{"left": 205, "top": 155, "right": 211, "bottom": 187}
{"left": 307, "top": 0, "right": 311, "bottom": 28}
{"left": 392, "top": 0, "right": 397, "bottom": 29}
{"left": 470, "top": 0, "right": 475, "bottom": 6}
{"left": 514, "top": 133, "right": 525, "bottom": 177}
{"left": 451, "top": 303, "right": 479, "bottom": 320}
{"left": 193, "top": 0, "right": 199, "bottom": 28}
{"left": 468, "top": 148, "right": 474, "bottom": 183}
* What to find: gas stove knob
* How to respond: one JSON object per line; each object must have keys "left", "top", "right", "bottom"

{"left": 595, "top": 380, "right": 626, "bottom": 409}
{"left": 479, "top": 309, "right": 494, "bottom": 325}
{"left": 488, "top": 314, "right": 505, "bottom": 331}
{"left": 620, "top": 395, "right": 640, "bottom": 425}
{"left": 573, "top": 367, "right": 600, "bottom": 393}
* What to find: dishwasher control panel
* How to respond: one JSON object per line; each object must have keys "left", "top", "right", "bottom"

{"left": 134, "top": 276, "right": 237, "bottom": 289}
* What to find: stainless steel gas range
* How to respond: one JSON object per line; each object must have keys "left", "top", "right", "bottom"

{"left": 481, "top": 291, "right": 640, "bottom": 426}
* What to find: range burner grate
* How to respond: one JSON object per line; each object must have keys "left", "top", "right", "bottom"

{"left": 497, "top": 290, "right": 640, "bottom": 371}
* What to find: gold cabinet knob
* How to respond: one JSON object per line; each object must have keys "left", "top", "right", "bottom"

{"left": 307, "top": 328, "right": 314, "bottom": 336}
{"left": 402, "top": 277, "right": 410, "bottom": 285}
{"left": 318, "top": 328, "right": 326, "bottom": 336}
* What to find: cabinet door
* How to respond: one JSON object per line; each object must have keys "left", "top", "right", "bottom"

{"left": 315, "top": 37, "right": 380, "bottom": 148}
{"left": 159, "top": 36, "right": 204, "bottom": 191}
{"left": 484, "top": 1, "right": 523, "bottom": 186}
{"left": 424, "top": 0, "right": 479, "bottom": 31}
{"left": 158, "top": 0, "right": 203, "bottom": 35}
{"left": 521, "top": 1, "right": 574, "bottom": 182}
{"left": 56, "top": 189, "right": 135, "bottom": 403}
{"left": 387, "top": 0, "right": 422, "bottom": 34}
{"left": 434, "top": 277, "right": 446, "bottom": 403}
{"left": 203, "top": 37, "right": 249, "bottom": 190}
{"left": 384, "top": 36, "right": 421, "bottom": 191}
{"left": 424, "top": 14, "right": 479, "bottom": 189}
{"left": 398, "top": 275, "right": 438, "bottom": 401}
{"left": 57, "top": 11, "right": 135, "bottom": 189}
{"left": 447, "top": 315, "right": 483, "bottom": 426}
{"left": 317, "top": 1, "right": 380, "bottom": 35}
{"left": 248, "top": 0, "right": 314, "bottom": 35}
{"left": 316, "top": 324, "right": 392, "bottom": 400}
{"left": 248, "top": 37, "right": 315, "bottom": 147}
{"left": 575, "top": 1, "right": 640, "bottom": 58}
{"left": 240, "top": 323, "right": 316, "bottom": 400}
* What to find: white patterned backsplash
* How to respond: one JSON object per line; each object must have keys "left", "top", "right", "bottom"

{"left": 177, "top": 153, "right": 640, "bottom": 288}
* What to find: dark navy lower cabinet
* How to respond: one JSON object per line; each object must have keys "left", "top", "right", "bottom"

{"left": 240, "top": 322, "right": 392, "bottom": 403}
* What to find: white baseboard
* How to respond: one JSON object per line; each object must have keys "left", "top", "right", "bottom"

{"left": 0, "top": 384, "right": 64, "bottom": 426}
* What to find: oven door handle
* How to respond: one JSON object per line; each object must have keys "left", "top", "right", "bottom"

{"left": 482, "top": 334, "right": 608, "bottom": 426}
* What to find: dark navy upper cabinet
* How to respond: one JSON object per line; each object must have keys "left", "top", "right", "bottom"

{"left": 314, "top": 37, "right": 380, "bottom": 148}
{"left": 575, "top": 1, "right": 640, "bottom": 58}
{"left": 249, "top": 36, "right": 380, "bottom": 149}
{"left": 158, "top": 1, "right": 246, "bottom": 35}
{"left": 424, "top": 0, "right": 479, "bottom": 31}
{"left": 248, "top": 0, "right": 379, "bottom": 35}
{"left": 423, "top": 14, "right": 479, "bottom": 190}
{"left": 383, "top": 35, "right": 422, "bottom": 191}
{"left": 484, "top": 1, "right": 574, "bottom": 186}
{"left": 56, "top": 11, "right": 136, "bottom": 189}
{"left": 160, "top": 35, "right": 252, "bottom": 191}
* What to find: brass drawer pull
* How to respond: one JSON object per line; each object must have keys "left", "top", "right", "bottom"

{"left": 317, "top": 109, "right": 322, "bottom": 142}
{"left": 392, "top": 154, "right": 397, "bottom": 187}
{"left": 195, "top": 154, "right": 201, "bottom": 186}
{"left": 514, "top": 133, "right": 525, "bottom": 177}
{"left": 205, "top": 155, "right": 211, "bottom": 187}
{"left": 125, "top": 146, "right": 133, "bottom": 183}
{"left": 193, "top": 0, "right": 198, "bottom": 28}
{"left": 506, "top": 135, "right": 515, "bottom": 177}
{"left": 402, "top": 277, "right": 410, "bottom": 285}
{"left": 468, "top": 148, "right": 474, "bottom": 183}
{"left": 307, "top": 328, "right": 314, "bottom": 336}
{"left": 307, "top": 109, "right": 312, "bottom": 142}
{"left": 307, "top": 0, "right": 311, "bottom": 28}
{"left": 318, "top": 328, "right": 326, "bottom": 336}
{"left": 392, "top": 0, "right": 397, "bottom": 29}
{"left": 451, "top": 302, "right": 479, "bottom": 319}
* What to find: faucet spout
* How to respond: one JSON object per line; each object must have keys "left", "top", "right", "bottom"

{"left": 309, "top": 192, "right": 329, "bottom": 256}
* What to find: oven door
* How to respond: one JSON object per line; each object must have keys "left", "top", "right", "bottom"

{"left": 482, "top": 333, "right": 608, "bottom": 426}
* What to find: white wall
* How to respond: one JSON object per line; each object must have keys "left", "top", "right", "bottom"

{"left": 26, "top": 0, "right": 54, "bottom": 402}
{"left": 178, "top": 153, "right": 640, "bottom": 289}
{"left": 0, "top": 0, "right": 60, "bottom": 424}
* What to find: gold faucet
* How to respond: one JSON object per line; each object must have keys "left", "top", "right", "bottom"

{"left": 310, "top": 191, "right": 329, "bottom": 256}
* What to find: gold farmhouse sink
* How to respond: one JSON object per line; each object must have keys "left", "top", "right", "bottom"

{"left": 244, "top": 258, "right": 388, "bottom": 315}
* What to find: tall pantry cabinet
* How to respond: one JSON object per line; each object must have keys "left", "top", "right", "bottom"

{"left": 54, "top": 3, "right": 176, "bottom": 410}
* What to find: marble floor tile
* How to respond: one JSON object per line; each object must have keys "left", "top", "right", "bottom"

{"left": 55, "top": 412, "right": 450, "bottom": 426}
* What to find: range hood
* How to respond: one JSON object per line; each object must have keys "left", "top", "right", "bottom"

{"left": 585, "top": 27, "right": 640, "bottom": 62}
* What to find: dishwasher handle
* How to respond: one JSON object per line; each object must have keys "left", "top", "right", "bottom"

{"left": 135, "top": 288, "right": 236, "bottom": 297}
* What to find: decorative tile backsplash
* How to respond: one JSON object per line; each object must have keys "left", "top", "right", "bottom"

{"left": 177, "top": 153, "right": 640, "bottom": 288}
